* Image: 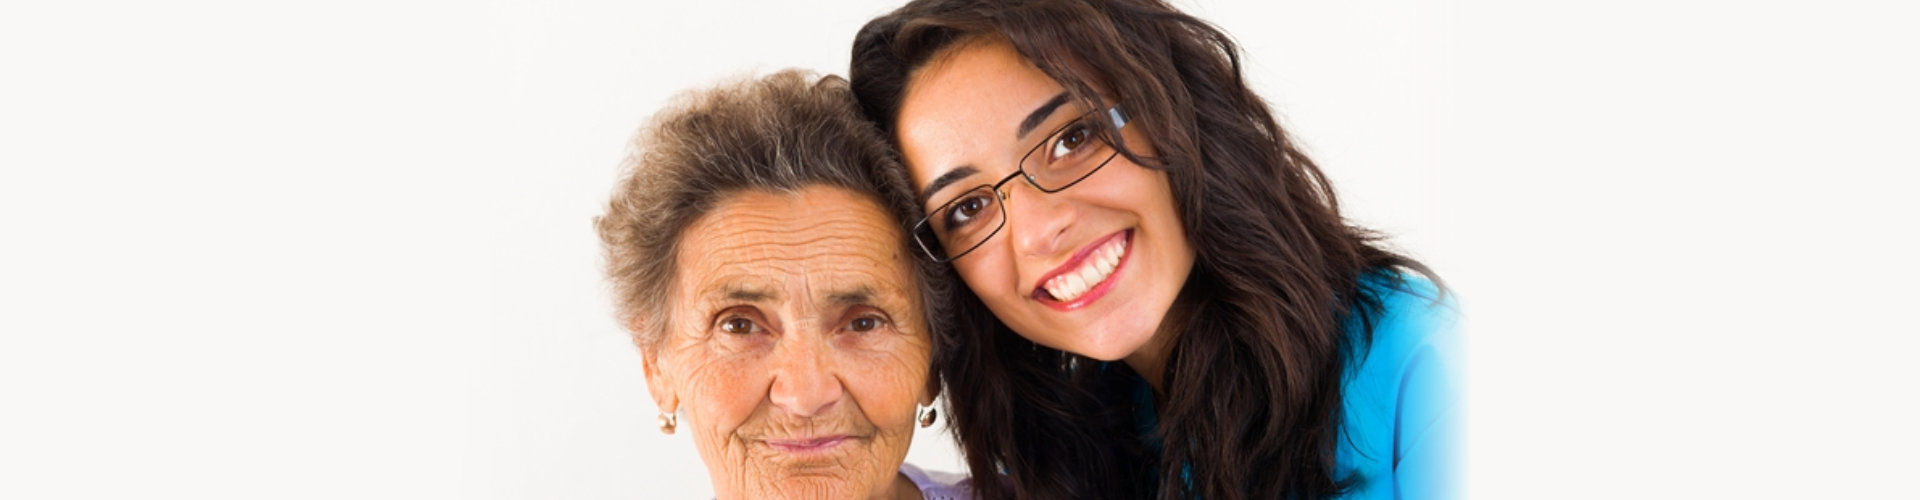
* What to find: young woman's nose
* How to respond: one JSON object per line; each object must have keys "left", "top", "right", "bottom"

{"left": 1003, "top": 180, "right": 1076, "bottom": 258}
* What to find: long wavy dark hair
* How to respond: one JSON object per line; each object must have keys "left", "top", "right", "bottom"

{"left": 851, "top": 0, "right": 1442, "bottom": 498}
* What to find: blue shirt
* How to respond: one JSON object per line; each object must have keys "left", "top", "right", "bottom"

{"left": 1333, "top": 273, "right": 1462, "bottom": 499}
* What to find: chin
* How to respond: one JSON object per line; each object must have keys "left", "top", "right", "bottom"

{"left": 1035, "top": 320, "right": 1152, "bottom": 361}
{"left": 725, "top": 475, "right": 874, "bottom": 500}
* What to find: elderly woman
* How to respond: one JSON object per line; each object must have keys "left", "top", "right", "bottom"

{"left": 595, "top": 70, "right": 971, "bottom": 499}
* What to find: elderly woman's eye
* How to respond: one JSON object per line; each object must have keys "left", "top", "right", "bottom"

{"left": 720, "top": 317, "right": 758, "bottom": 335}
{"left": 848, "top": 316, "right": 884, "bottom": 333}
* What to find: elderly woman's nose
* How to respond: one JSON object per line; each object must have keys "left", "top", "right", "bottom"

{"left": 767, "top": 338, "right": 845, "bottom": 417}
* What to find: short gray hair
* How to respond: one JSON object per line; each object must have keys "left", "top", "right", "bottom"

{"left": 595, "top": 69, "right": 951, "bottom": 364}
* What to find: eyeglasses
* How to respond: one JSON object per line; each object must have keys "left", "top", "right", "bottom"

{"left": 911, "top": 105, "right": 1130, "bottom": 262}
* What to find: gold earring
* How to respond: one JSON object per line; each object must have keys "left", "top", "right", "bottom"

{"left": 917, "top": 406, "right": 938, "bottom": 428}
{"left": 657, "top": 412, "right": 677, "bottom": 435}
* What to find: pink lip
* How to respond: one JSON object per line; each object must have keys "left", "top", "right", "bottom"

{"left": 1031, "top": 230, "right": 1132, "bottom": 311}
{"left": 764, "top": 436, "right": 852, "bottom": 455}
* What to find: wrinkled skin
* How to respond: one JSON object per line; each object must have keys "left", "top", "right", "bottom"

{"left": 642, "top": 186, "right": 934, "bottom": 500}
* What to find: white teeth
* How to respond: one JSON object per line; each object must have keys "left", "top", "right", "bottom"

{"left": 1043, "top": 237, "right": 1128, "bottom": 301}
{"left": 1075, "top": 262, "right": 1102, "bottom": 289}
{"left": 1064, "top": 274, "right": 1088, "bottom": 298}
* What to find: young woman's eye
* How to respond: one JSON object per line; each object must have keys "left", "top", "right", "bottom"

{"left": 719, "top": 316, "right": 760, "bottom": 335}
{"left": 1048, "top": 123, "right": 1093, "bottom": 161}
{"left": 941, "top": 192, "right": 996, "bottom": 230}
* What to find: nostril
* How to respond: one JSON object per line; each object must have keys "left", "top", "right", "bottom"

{"left": 769, "top": 362, "right": 845, "bottom": 418}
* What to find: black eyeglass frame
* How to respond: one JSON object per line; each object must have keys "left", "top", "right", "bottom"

{"left": 911, "top": 105, "right": 1131, "bottom": 263}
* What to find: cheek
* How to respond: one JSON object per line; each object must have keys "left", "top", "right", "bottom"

{"left": 952, "top": 245, "right": 1063, "bottom": 342}
{"left": 1150, "top": 172, "right": 1181, "bottom": 214}
{"left": 841, "top": 341, "right": 932, "bottom": 426}
{"left": 679, "top": 357, "right": 767, "bottom": 439}
{"left": 1143, "top": 172, "right": 1191, "bottom": 251}
{"left": 953, "top": 250, "right": 1022, "bottom": 305}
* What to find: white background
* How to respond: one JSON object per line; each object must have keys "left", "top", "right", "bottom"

{"left": 3, "top": 0, "right": 1916, "bottom": 498}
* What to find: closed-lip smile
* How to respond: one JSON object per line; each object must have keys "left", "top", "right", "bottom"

{"left": 763, "top": 435, "right": 854, "bottom": 455}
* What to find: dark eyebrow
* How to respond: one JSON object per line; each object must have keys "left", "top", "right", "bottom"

{"left": 918, "top": 93, "right": 1072, "bottom": 205}
{"left": 918, "top": 93, "right": 1072, "bottom": 203}
{"left": 1017, "top": 92, "right": 1073, "bottom": 139}
{"left": 918, "top": 165, "right": 979, "bottom": 205}
{"left": 723, "top": 286, "right": 774, "bottom": 302}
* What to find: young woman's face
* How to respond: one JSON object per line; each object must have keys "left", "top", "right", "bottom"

{"left": 894, "top": 37, "right": 1194, "bottom": 362}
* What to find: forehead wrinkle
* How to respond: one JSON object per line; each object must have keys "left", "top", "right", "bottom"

{"left": 696, "top": 207, "right": 896, "bottom": 252}
{"left": 677, "top": 186, "right": 916, "bottom": 321}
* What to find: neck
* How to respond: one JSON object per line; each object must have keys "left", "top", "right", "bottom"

{"left": 1122, "top": 334, "right": 1171, "bottom": 396}
{"left": 1122, "top": 294, "right": 1196, "bottom": 396}
{"left": 886, "top": 470, "right": 922, "bottom": 500}
{"left": 720, "top": 471, "right": 921, "bottom": 500}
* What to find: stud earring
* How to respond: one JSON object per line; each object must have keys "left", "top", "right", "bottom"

{"left": 657, "top": 412, "right": 678, "bottom": 435}
{"left": 917, "top": 405, "right": 938, "bottom": 428}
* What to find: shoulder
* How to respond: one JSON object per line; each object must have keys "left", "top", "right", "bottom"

{"left": 1344, "top": 269, "right": 1463, "bottom": 392}
{"left": 1351, "top": 270, "right": 1461, "bottom": 367}
{"left": 1335, "top": 269, "right": 1465, "bottom": 497}
{"left": 1361, "top": 271, "right": 1458, "bottom": 336}
{"left": 899, "top": 463, "right": 973, "bottom": 500}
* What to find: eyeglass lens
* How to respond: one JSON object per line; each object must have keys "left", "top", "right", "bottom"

{"left": 915, "top": 106, "right": 1126, "bottom": 262}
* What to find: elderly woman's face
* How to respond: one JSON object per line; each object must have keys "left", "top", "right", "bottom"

{"left": 643, "top": 185, "right": 932, "bottom": 500}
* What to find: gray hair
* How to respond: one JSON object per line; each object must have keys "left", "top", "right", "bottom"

{"left": 595, "top": 69, "right": 952, "bottom": 368}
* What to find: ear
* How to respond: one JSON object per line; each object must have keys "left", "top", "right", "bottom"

{"left": 635, "top": 332, "right": 678, "bottom": 414}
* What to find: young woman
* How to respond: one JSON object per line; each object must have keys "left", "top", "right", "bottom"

{"left": 849, "top": 0, "right": 1460, "bottom": 498}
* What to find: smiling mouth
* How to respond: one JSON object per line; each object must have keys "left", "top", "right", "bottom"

{"left": 1035, "top": 230, "right": 1131, "bottom": 304}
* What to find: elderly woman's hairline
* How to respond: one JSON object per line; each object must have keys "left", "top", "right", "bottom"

{"left": 597, "top": 69, "right": 954, "bottom": 379}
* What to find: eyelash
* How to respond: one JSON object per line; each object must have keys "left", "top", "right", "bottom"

{"left": 845, "top": 313, "right": 889, "bottom": 333}
{"left": 714, "top": 309, "right": 765, "bottom": 336}
{"left": 1049, "top": 122, "right": 1092, "bottom": 160}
